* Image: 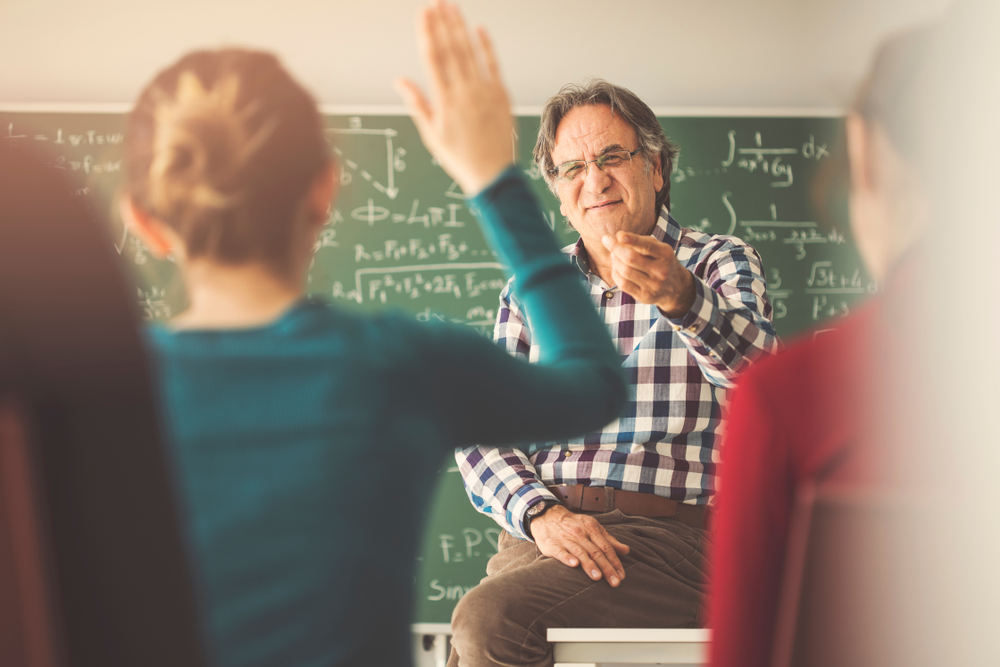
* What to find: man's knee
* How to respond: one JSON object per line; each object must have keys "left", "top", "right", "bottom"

{"left": 450, "top": 575, "right": 552, "bottom": 667}
{"left": 451, "top": 576, "right": 526, "bottom": 638}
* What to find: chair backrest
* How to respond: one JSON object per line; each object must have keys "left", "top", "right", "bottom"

{"left": 0, "top": 143, "right": 207, "bottom": 667}
{"left": 0, "top": 400, "right": 61, "bottom": 667}
{"left": 771, "top": 484, "right": 921, "bottom": 667}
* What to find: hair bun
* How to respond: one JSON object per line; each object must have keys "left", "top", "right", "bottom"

{"left": 125, "top": 48, "right": 328, "bottom": 267}
{"left": 148, "top": 72, "right": 274, "bottom": 222}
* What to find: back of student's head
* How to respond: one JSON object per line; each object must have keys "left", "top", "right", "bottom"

{"left": 851, "top": 25, "right": 934, "bottom": 163}
{"left": 852, "top": 2, "right": 996, "bottom": 207}
{"left": 124, "top": 48, "right": 329, "bottom": 273}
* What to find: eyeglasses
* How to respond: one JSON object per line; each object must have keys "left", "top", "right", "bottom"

{"left": 549, "top": 148, "right": 642, "bottom": 183}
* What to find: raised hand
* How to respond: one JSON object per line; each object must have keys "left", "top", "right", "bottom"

{"left": 396, "top": 0, "right": 514, "bottom": 196}
{"left": 602, "top": 231, "right": 696, "bottom": 317}
{"left": 530, "top": 505, "right": 630, "bottom": 587}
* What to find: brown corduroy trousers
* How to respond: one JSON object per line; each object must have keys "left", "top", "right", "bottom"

{"left": 447, "top": 509, "right": 710, "bottom": 667}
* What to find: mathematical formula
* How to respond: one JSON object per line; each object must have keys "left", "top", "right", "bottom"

{"left": 353, "top": 263, "right": 506, "bottom": 305}
{"left": 1, "top": 111, "right": 870, "bottom": 337}
{"left": 5, "top": 121, "right": 125, "bottom": 188}
{"left": 422, "top": 526, "right": 501, "bottom": 602}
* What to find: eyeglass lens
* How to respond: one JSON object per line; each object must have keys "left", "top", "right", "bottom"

{"left": 556, "top": 149, "right": 635, "bottom": 182}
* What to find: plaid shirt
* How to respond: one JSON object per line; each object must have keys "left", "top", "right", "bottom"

{"left": 455, "top": 210, "right": 779, "bottom": 540}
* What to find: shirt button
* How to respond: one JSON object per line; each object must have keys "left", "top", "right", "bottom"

{"left": 688, "top": 325, "right": 698, "bottom": 332}
{"left": 563, "top": 450, "right": 572, "bottom": 458}
{"left": 604, "top": 290, "right": 614, "bottom": 300}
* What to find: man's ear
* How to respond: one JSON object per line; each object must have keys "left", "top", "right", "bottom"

{"left": 118, "top": 196, "right": 175, "bottom": 259}
{"left": 650, "top": 153, "right": 664, "bottom": 193}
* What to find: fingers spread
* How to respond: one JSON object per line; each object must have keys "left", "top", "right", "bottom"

{"left": 477, "top": 26, "right": 502, "bottom": 86}
{"left": 402, "top": 0, "right": 514, "bottom": 193}
{"left": 441, "top": 1, "right": 477, "bottom": 82}
{"left": 394, "top": 78, "right": 433, "bottom": 133}
{"left": 417, "top": 5, "right": 450, "bottom": 97}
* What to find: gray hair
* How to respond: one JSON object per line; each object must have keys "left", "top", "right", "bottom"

{"left": 533, "top": 79, "right": 679, "bottom": 213}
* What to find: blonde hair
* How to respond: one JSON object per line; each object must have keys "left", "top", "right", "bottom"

{"left": 125, "top": 49, "right": 329, "bottom": 271}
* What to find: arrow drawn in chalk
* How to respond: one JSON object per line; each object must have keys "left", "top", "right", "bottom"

{"left": 328, "top": 125, "right": 400, "bottom": 200}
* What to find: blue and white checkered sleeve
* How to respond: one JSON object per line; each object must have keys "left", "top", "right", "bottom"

{"left": 454, "top": 278, "right": 559, "bottom": 540}
{"left": 668, "top": 238, "right": 779, "bottom": 388}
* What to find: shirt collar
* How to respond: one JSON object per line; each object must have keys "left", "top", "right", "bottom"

{"left": 566, "top": 207, "right": 681, "bottom": 277}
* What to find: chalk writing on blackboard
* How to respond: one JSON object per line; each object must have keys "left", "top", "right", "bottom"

{"left": 805, "top": 260, "right": 878, "bottom": 321}
{"left": 437, "top": 527, "right": 501, "bottom": 564}
{"left": 425, "top": 526, "right": 501, "bottom": 601}
{"left": 427, "top": 580, "right": 474, "bottom": 602}
{"left": 354, "top": 235, "right": 495, "bottom": 264}
{"left": 328, "top": 117, "right": 402, "bottom": 199}
{"left": 355, "top": 263, "right": 505, "bottom": 305}
{"left": 138, "top": 286, "right": 171, "bottom": 320}
{"left": 722, "top": 196, "right": 847, "bottom": 263}
{"left": 720, "top": 130, "right": 830, "bottom": 190}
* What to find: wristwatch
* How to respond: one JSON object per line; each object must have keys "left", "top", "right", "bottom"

{"left": 524, "top": 499, "right": 557, "bottom": 539}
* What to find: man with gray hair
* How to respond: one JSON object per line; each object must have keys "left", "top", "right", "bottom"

{"left": 449, "top": 80, "right": 778, "bottom": 667}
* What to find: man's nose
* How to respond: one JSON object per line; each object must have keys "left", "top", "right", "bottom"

{"left": 583, "top": 160, "right": 612, "bottom": 193}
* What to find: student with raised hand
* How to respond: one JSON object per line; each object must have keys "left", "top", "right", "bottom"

{"left": 120, "top": 2, "right": 625, "bottom": 665}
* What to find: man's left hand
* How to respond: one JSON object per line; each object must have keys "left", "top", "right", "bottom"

{"left": 602, "top": 232, "right": 696, "bottom": 318}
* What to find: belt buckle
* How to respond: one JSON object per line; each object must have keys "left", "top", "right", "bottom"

{"left": 604, "top": 487, "right": 615, "bottom": 512}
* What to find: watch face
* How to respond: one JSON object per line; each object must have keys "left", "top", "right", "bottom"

{"left": 528, "top": 502, "right": 547, "bottom": 516}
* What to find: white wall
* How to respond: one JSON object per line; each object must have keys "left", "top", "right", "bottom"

{"left": 0, "top": 0, "right": 953, "bottom": 109}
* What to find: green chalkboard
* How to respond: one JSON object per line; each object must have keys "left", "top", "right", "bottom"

{"left": 0, "top": 109, "right": 870, "bottom": 624}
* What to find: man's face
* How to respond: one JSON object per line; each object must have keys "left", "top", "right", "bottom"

{"left": 550, "top": 104, "right": 664, "bottom": 246}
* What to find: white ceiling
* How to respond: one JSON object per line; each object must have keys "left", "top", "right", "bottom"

{"left": 0, "top": 0, "right": 954, "bottom": 110}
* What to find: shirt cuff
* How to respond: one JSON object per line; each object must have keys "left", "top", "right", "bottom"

{"left": 508, "top": 482, "right": 560, "bottom": 541}
{"left": 665, "top": 276, "right": 713, "bottom": 335}
{"left": 663, "top": 277, "right": 732, "bottom": 361}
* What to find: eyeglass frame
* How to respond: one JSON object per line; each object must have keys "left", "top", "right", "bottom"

{"left": 547, "top": 147, "right": 644, "bottom": 183}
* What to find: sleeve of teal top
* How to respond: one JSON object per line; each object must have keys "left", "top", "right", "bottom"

{"left": 412, "top": 166, "right": 626, "bottom": 448}
{"left": 469, "top": 166, "right": 616, "bottom": 368}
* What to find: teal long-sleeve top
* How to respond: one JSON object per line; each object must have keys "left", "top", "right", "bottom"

{"left": 146, "top": 167, "right": 626, "bottom": 667}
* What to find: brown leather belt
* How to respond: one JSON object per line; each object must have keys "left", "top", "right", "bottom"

{"left": 548, "top": 484, "right": 710, "bottom": 530}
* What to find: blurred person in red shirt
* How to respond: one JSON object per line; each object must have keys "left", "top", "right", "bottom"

{"left": 707, "top": 2, "right": 1000, "bottom": 666}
